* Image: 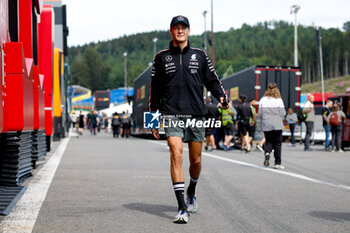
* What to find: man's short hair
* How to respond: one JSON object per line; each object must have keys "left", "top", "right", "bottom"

{"left": 239, "top": 94, "right": 247, "bottom": 102}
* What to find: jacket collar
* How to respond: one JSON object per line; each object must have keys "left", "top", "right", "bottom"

{"left": 169, "top": 40, "right": 190, "bottom": 54}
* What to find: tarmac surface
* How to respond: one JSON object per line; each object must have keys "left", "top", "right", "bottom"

{"left": 1, "top": 130, "right": 350, "bottom": 233}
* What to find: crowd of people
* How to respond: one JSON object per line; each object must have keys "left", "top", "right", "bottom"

{"left": 204, "top": 83, "right": 287, "bottom": 169}
{"left": 70, "top": 110, "right": 132, "bottom": 138}
{"left": 204, "top": 85, "right": 349, "bottom": 169}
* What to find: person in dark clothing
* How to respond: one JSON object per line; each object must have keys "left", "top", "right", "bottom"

{"left": 322, "top": 100, "right": 333, "bottom": 150}
{"left": 235, "top": 95, "right": 252, "bottom": 152}
{"left": 149, "top": 15, "right": 227, "bottom": 224}
{"left": 120, "top": 111, "right": 130, "bottom": 138}
{"left": 78, "top": 111, "right": 85, "bottom": 135}
{"left": 111, "top": 112, "right": 121, "bottom": 138}
{"left": 104, "top": 115, "right": 109, "bottom": 133}
{"left": 204, "top": 97, "right": 219, "bottom": 151}
{"left": 88, "top": 110, "right": 98, "bottom": 135}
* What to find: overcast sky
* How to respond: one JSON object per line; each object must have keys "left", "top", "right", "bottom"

{"left": 61, "top": 0, "right": 350, "bottom": 47}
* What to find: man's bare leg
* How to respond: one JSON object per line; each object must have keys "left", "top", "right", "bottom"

{"left": 244, "top": 133, "right": 251, "bottom": 151}
{"left": 205, "top": 136, "right": 210, "bottom": 149}
{"left": 210, "top": 135, "right": 216, "bottom": 149}
{"left": 186, "top": 141, "right": 202, "bottom": 212}
{"left": 168, "top": 136, "right": 184, "bottom": 183}
{"left": 167, "top": 136, "right": 187, "bottom": 213}
{"left": 188, "top": 141, "right": 202, "bottom": 178}
{"left": 224, "top": 135, "right": 233, "bottom": 148}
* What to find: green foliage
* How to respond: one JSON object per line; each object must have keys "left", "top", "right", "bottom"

{"left": 343, "top": 21, "right": 350, "bottom": 31}
{"left": 68, "top": 21, "right": 350, "bottom": 90}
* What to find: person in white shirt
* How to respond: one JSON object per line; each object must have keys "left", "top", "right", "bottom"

{"left": 303, "top": 94, "right": 315, "bottom": 151}
{"left": 259, "top": 83, "right": 286, "bottom": 169}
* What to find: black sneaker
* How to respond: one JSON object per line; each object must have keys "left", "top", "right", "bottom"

{"left": 264, "top": 152, "right": 270, "bottom": 167}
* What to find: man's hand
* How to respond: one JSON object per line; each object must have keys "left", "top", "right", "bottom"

{"left": 220, "top": 97, "right": 230, "bottom": 110}
{"left": 151, "top": 129, "right": 160, "bottom": 139}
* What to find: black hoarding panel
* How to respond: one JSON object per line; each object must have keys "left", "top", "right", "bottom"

{"left": 280, "top": 70, "right": 290, "bottom": 109}
{"left": 267, "top": 70, "right": 275, "bottom": 88}
{"left": 132, "top": 66, "right": 152, "bottom": 133}
{"left": 290, "top": 71, "right": 300, "bottom": 110}
{"left": 95, "top": 91, "right": 110, "bottom": 110}
{"left": 220, "top": 66, "right": 301, "bottom": 111}
{"left": 257, "top": 69, "right": 267, "bottom": 101}
{"left": 221, "top": 67, "right": 256, "bottom": 104}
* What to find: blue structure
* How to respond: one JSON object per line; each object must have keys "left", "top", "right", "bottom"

{"left": 110, "top": 88, "right": 134, "bottom": 106}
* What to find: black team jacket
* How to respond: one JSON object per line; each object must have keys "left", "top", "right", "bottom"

{"left": 149, "top": 41, "right": 226, "bottom": 117}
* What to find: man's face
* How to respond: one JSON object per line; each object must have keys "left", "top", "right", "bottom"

{"left": 309, "top": 95, "right": 314, "bottom": 102}
{"left": 328, "top": 101, "right": 333, "bottom": 108}
{"left": 170, "top": 23, "right": 190, "bottom": 43}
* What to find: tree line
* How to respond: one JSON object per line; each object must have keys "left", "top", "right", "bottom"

{"left": 68, "top": 20, "right": 350, "bottom": 93}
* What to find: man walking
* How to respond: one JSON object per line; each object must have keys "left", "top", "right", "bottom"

{"left": 303, "top": 94, "right": 315, "bottom": 151}
{"left": 149, "top": 15, "right": 227, "bottom": 223}
{"left": 236, "top": 95, "right": 252, "bottom": 152}
{"left": 204, "top": 97, "right": 220, "bottom": 151}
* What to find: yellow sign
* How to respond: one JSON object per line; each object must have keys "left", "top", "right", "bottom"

{"left": 141, "top": 85, "right": 145, "bottom": 100}
{"left": 230, "top": 87, "right": 239, "bottom": 101}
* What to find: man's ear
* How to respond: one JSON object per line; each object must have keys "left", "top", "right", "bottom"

{"left": 188, "top": 29, "right": 191, "bottom": 36}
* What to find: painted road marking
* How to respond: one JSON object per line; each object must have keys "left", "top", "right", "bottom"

{"left": 0, "top": 137, "right": 70, "bottom": 233}
{"left": 150, "top": 140, "right": 350, "bottom": 191}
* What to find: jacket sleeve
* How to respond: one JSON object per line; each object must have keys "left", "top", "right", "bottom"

{"left": 149, "top": 55, "right": 163, "bottom": 111}
{"left": 202, "top": 52, "right": 226, "bottom": 101}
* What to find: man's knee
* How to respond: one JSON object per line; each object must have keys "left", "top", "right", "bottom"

{"left": 171, "top": 153, "right": 183, "bottom": 166}
{"left": 189, "top": 153, "right": 201, "bottom": 166}
{"left": 170, "top": 145, "right": 183, "bottom": 162}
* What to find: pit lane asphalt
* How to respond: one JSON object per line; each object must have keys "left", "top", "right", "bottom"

{"left": 3, "top": 131, "right": 350, "bottom": 233}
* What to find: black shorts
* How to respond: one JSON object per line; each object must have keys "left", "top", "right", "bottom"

{"left": 238, "top": 122, "right": 250, "bottom": 136}
{"left": 205, "top": 127, "right": 215, "bottom": 137}
{"left": 248, "top": 125, "right": 256, "bottom": 138}
{"left": 223, "top": 122, "right": 234, "bottom": 136}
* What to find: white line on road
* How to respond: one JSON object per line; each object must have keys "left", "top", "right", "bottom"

{"left": 0, "top": 137, "right": 70, "bottom": 233}
{"left": 150, "top": 140, "right": 350, "bottom": 191}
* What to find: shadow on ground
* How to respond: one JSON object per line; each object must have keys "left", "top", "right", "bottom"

{"left": 123, "top": 203, "right": 177, "bottom": 220}
{"left": 309, "top": 211, "right": 350, "bottom": 222}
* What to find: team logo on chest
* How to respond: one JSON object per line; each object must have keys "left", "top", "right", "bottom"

{"left": 165, "top": 55, "right": 173, "bottom": 62}
{"left": 189, "top": 53, "right": 199, "bottom": 74}
{"left": 190, "top": 54, "right": 197, "bottom": 61}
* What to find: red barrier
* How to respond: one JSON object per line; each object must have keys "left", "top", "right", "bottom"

{"left": 33, "top": 65, "right": 45, "bottom": 130}
{"left": 0, "top": 46, "right": 3, "bottom": 132}
{"left": 38, "top": 5, "right": 54, "bottom": 136}
{"left": 3, "top": 42, "right": 34, "bottom": 132}
{"left": 18, "top": 0, "right": 33, "bottom": 59}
